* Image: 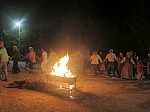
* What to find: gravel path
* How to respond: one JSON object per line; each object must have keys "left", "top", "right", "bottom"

{"left": 0, "top": 61, "right": 150, "bottom": 112}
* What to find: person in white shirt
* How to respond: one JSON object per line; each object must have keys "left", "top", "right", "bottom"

{"left": 90, "top": 51, "right": 102, "bottom": 75}
{"left": 103, "top": 49, "right": 117, "bottom": 77}
{"left": 47, "top": 48, "right": 58, "bottom": 72}
{"left": 41, "top": 48, "right": 48, "bottom": 72}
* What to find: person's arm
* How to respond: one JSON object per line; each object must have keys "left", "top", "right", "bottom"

{"left": 116, "top": 57, "right": 119, "bottom": 63}
{"left": 35, "top": 52, "right": 41, "bottom": 60}
{"left": 120, "top": 57, "right": 126, "bottom": 64}
{"left": 98, "top": 55, "right": 102, "bottom": 63}
{"left": 90, "top": 55, "right": 92, "bottom": 61}
{"left": 10, "top": 53, "right": 15, "bottom": 60}
{"left": 130, "top": 57, "right": 135, "bottom": 65}
{"left": 114, "top": 54, "right": 117, "bottom": 61}
{"left": 36, "top": 55, "right": 40, "bottom": 60}
{"left": 7, "top": 55, "right": 10, "bottom": 60}
{"left": 11, "top": 51, "right": 19, "bottom": 60}
{"left": 20, "top": 54, "right": 25, "bottom": 58}
{"left": 24, "top": 53, "right": 29, "bottom": 59}
{"left": 103, "top": 54, "right": 108, "bottom": 63}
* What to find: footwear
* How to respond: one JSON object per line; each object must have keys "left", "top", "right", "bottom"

{"left": 17, "top": 70, "right": 21, "bottom": 73}
{"left": 2, "top": 79, "right": 8, "bottom": 81}
{"left": 105, "top": 76, "right": 109, "bottom": 77}
{"left": 112, "top": 77, "right": 118, "bottom": 79}
{"left": 12, "top": 72, "right": 18, "bottom": 74}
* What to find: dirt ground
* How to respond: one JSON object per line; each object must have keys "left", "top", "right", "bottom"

{"left": 0, "top": 61, "right": 150, "bottom": 112}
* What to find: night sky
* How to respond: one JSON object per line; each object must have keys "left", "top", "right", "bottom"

{"left": 0, "top": 0, "right": 150, "bottom": 56}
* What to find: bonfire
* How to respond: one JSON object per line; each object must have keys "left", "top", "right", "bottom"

{"left": 50, "top": 54, "right": 76, "bottom": 78}
{"left": 46, "top": 54, "right": 77, "bottom": 97}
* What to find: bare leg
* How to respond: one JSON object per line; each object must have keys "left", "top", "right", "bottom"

{"left": 2, "top": 62, "right": 8, "bottom": 80}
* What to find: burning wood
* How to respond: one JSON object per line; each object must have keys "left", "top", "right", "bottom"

{"left": 46, "top": 54, "right": 77, "bottom": 95}
{"left": 45, "top": 75, "right": 77, "bottom": 85}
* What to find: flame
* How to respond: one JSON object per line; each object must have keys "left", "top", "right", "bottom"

{"left": 69, "top": 96, "right": 74, "bottom": 99}
{"left": 59, "top": 85, "right": 62, "bottom": 89}
{"left": 51, "top": 54, "right": 75, "bottom": 78}
{"left": 69, "top": 85, "right": 74, "bottom": 90}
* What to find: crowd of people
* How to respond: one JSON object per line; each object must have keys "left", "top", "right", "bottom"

{"left": 0, "top": 41, "right": 150, "bottom": 82}
{"left": 90, "top": 49, "right": 150, "bottom": 81}
{"left": 0, "top": 41, "right": 58, "bottom": 81}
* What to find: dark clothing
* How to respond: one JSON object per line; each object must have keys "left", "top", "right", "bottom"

{"left": 117, "top": 56, "right": 124, "bottom": 77}
{"left": 12, "top": 50, "right": 21, "bottom": 74}
{"left": 143, "top": 57, "right": 150, "bottom": 65}
{"left": 29, "top": 60, "right": 34, "bottom": 70}
{"left": 24, "top": 58, "right": 29, "bottom": 69}
{"left": 143, "top": 57, "right": 150, "bottom": 79}
{"left": 132, "top": 56, "right": 138, "bottom": 77}
{"left": 13, "top": 50, "right": 21, "bottom": 61}
{"left": 91, "top": 64, "right": 98, "bottom": 75}
{"left": 106, "top": 62, "right": 116, "bottom": 77}
{"left": 12, "top": 60, "right": 20, "bottom": 74}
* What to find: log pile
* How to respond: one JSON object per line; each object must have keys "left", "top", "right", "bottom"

{"left": 8, "top": 79, "right": 47, "bottom": 90}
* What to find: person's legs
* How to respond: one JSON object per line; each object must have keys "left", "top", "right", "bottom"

{"left": 16, "top": 60, "right": 20, "bottom": 73}
{"left": 106, "top": 63, "right": 111, "bottom": 76}
{"left": 24, "top": 59, "right": 29, "bottom": 69}
{"left": 43, "top": 60, "right": 48, "bottom": 72}
{"left": 133, "top": 67, "right": 137, "bottom": 77}
{"left": 12, "top": 60, "right": 20, "bottom": 73}
{"left": 118, "top": 64, "right": 123, "bottom": 77}
{"left": 41, "top": 61, "right": 45, "bottom": 72}
{"left": 12, "top": 60, "right": 15, "bottom": 72}
{"left": 93, "top": 64, "right": 98, "bottom": 75}
{"left": 90, "top": 64, "right": 94, "bottom": 74}
{"left": 111, "top": 62, "right": 116, "bottom": 77}
{"left": 0, "top": 62, "right": 5, "bottom": 80}
{"left": 29, "top": 61, "right": 34, "bottom": 70}
{"left": 2, "top": 62, "right": 8, "bottom": 80}
{"left": 129, "top": 66, "right": 133, "bottom": 79}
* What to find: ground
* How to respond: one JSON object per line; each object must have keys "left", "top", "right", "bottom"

{"left": 0, "top": 61, "right": 150, "bottom": 112}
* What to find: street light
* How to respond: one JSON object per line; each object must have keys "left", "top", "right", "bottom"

{"left": 16, "top": 22, "right": 21, "bottom": 48}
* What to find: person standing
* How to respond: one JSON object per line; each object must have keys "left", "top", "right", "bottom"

{"left": 116, "top": 52, "right": 124, "bottom": 77}
{"left": 99, "top": 52, "right": 105, "bottom": 74}
{"left": 47, "top": 48, "right": 57, "bottom": 72}
{"left": 103, "top": 49, "right": 117, "bottom": 77}
{"left": 137, "top": 60, "right": 143, "bottom": 80}
{"left": 121, "top": 52, "right": 135, "bottom": 79}
{"left": 143, "top": 53, "right": 150, "bottom": 79}
{"left": 41, "top": 48, "right": 48, "bottom": 72}
{"left": 90, "top": 51, "right": 102, "bottom": 76}
{"left": 0, "top": 41, "right": 9, "bottom": 81}
{"left": 24, "top": 47, "right": 39, "bottom": 70}
{"left": 11, "top": 45, "right": 21, "bottom": 74}
{"left": 132, "top": 52, "right": 139, "bottom": 77}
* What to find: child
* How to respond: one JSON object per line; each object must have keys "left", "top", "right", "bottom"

{"left": 137, "top": 60, "right": 143, "bottom": 80}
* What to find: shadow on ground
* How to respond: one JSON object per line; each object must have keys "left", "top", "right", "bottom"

{"left": 5, "top": 79, "right": 125, "bottom": 112}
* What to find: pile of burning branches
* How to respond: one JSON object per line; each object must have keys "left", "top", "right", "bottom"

{"left": 8, "top": 79, "right": 47, "bottom": 90}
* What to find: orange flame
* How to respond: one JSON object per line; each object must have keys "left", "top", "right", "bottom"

{"left": 51, "top": 54, "right": 75, "bottom": 78}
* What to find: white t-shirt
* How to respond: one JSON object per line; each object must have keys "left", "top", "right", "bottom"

{"left": 42, "top": 51, "right": 48, "bottom": 61}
